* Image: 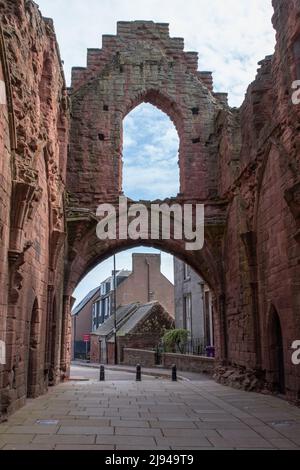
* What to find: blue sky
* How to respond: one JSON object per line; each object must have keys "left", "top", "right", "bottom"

{"left": 36, "top": 0, "right": 276, "bottom": 305}
{"left": 123, "top": 104, "right": 180, "bottom": 200}
{"left": 72, "top": 247, "right": 175, "bottom": 307}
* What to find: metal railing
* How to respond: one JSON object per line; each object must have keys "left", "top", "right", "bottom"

{"left": 176, "top": 337, "right": 205, "bottom": 356}
{"left": 154, "top": 337, "right": 215, "bottom": 364}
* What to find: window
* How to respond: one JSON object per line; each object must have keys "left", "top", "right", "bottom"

{"left": 104, "top": 297, "right": 110, "bottom": 318}
{"left": 92, "top": 303, "right": 98, "bottom": 331}
{"left": 100, "top": 283, "right": 106, "bottom": 296}
{"left": 184, "top": 263, "right": 189, "bottom": 280}
{"left": 101, "top": 299, "right": 106, "bottom": 321}
{"left": 92, "top": 301, "right": 102, "bottom": 331}
{"left": 105, "top": 281, "right": 111, "bottom": 295}
{"left": 122, "top": 103, "right": 179, "bottom": 200}
{"left": 184, "top": 294, "right": 192, "bottom": 334}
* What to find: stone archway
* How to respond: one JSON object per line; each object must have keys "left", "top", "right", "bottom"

{"left": 65, "top": 205, "right": 227, "bottom": 363}
{"left": 65, "top": 22, "right": 229, "bottom": 371}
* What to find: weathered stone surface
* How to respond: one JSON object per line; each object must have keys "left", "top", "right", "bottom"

{"left": 0, "top": 0, "right": 300, "bottom": 419}
{"left": 0, "top": 0, "right": 68, "bottom": 418}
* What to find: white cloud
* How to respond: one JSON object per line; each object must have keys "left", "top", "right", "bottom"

{"left": 122, "top": 103, "right": 179, "bottom": 199}
{"left": 37, "top": 0, "right": 275, "bottom": 106}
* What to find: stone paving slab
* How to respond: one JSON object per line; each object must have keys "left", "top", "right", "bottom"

{"left": 57, "top": 426, "right": 114, "bottom": 435}
{"left": 5, "top": 425, "right": 59, "bottom": 435}
{"left": 0, "top": 365, "right": 299, "bottom": 450}
{"left": 110, "top": 419, "right": 151, "bottom": 428}
{"left": 150, "top": 420, "right": 198, "bottom": 428}
{"left": 158, "top": 437, "right": 212, "bottom": 448}
{"left": 55, "top": 445, "right": 115, "bottom": 450}
{"left": 0, "top": 434, "right": 36, "bottom": 445}
{"left": 115, "top": 427, "right": 163, "bottom": 437}
{"left": 3, "top": 444, "right": 54, "bottom": 450}
{"left": 33, "top": 435, "right": 95, "bottom": 445}
{"left": 96, "top": 435, "right": 157, "bottom": 447}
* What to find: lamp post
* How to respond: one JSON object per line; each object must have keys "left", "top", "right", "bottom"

{"left": 113, "top": 254, "right": 118, "bottom": 365}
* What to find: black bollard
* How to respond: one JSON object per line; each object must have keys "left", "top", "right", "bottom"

{"left": 172, "top": 364, "right": 177, "bottom": 382}
{"left": 99, "top": 365, "right": 105, "bottom": 382}
{"left": 136, "top": 364, "right": 141, "bottom": 382}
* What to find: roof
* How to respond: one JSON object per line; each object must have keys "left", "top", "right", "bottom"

{"left": 117, "top": 269, "right": 131, "bottom": 277}
{"left": 102, "top": 269, "right": 131, "bottom": 285}
{"left": 117, "top": 302, "right": 158, "bottom": 337}
{"left": 72, "top": 287, "right": 99, "bottom": 316}
{"left": 92, "top": 303, "right": 139, "bottom": 336}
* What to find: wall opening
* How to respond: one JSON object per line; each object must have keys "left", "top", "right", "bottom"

{"left": 268, "top": 307, "right": 285, "bottom": 394}
{"left": 27, "top": 299, "right": 39, "bottom": 398}
{"left": 48, "top": 297, "right": 57, "bottom": 386}
{"left": 122, "top": 103, "right": 180, "bottom": 200}
{"left": 71, "top": 246, "right": 214, "bottom": 365}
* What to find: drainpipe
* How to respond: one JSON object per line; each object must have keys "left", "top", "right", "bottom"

{"left": 113, "top": 255, "right": 118, "bottom": 365}
{"left": 145, "top": 258, "right": 151, "bottom": 302}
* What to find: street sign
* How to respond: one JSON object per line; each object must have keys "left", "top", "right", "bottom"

{"left": 83, "top": 334, "right": 90, "bottom": 343}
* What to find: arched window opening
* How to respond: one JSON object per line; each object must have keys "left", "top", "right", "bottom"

{"left": 268, "top": 307, "right": 285, "bottom": 395}
{"left": 48, "top": 297, "right": 57, "bottom": 386}
{"left": 122, "top": 103, "right": 180, "bottom": 200}
{"left": 27, "top": 299, "right": 39, "bottom": 398}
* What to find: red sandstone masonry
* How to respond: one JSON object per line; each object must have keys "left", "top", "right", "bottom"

{"left": 0, "top": 0, "right": 68, "bottom": 416}
{"left": 0, "top": 0, "right": 300, "bottom": 417}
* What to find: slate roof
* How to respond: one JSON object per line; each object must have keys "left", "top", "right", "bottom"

{"left": 117, "top": 302, "right": 158, "bottom": 337}
{"left": 72, "top": 287, "right": 99, "bottom": 316}
{"left": 92, "top": 302, "right": 139, "bottom": 337}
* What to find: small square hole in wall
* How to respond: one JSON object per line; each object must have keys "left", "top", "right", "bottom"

{"left": 103, "top": 105, "right": 109, "bottom": 111}
{"left": 192, "top": 137, "right": 200, "bottom": 144}
{"left": 98, "top": 133, "right": 105, "bottom": 141}
{"left": 192, "top": 107, "right": 199, "bottom": 115}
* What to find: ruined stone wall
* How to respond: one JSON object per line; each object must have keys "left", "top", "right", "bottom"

{"left": 215, "top": 0, "right": 300, "bottom": 401}
{"left": 1, "top": 0, "right": 300, "bottom": 415}
{"left": 0, "top": 0, "right": 68, "bottom": 416}
{"left": 67, "top": 21, "right": 228, "bottom": 208}
{"left": 0, "top": 23, "right": 14, "bottom": 415}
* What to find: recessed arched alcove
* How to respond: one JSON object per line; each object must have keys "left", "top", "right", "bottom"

{"left": 27, "top": 299, "right": 40, "bottom": 398}
{"left": 267, "top": 306, "right": 285, "bottom": 394}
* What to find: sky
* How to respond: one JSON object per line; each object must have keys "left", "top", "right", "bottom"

{"left": 35, "top": 0, "right": 276, "bottom": 305}
{"left": 37, "top": 0, "right": 275, "bottom": 106}
{"left": 72, "top": 247, "right": 175, "bottom": 307}
{"left": 123, "top": 104, "right": 180, "bottom": 200}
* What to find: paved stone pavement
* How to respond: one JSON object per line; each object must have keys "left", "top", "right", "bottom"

{"left": 1, "top": 366, "right": 300, "bottom": 450}
{"left": 70, "top": 365, "right": 158, "bottom": 381}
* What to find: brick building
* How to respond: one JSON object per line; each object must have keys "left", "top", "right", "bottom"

{"left": 0, "top": 0, "right": 300, "bottom": 419}
{"left": 91, "top": 269, "right": 131, "bottom": 330}
{"left": 90, "top": 302, "right": 174, "bottom": 365}
{"left": 174, "top": 259, "right": 214, "bottom": 353}
{"left": 71, "top": 287, "right": 99, "bottom": 360}
{"left": 71, "top": 253, "right": 174, "bottom": 358}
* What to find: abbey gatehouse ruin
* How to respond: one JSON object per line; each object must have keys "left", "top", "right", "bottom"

{"left": 0, "top": 0, "right": 300, "bottom": 417}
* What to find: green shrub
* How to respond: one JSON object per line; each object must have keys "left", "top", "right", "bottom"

{"left": 162, "top": 329, "right": 189, "bottom": 354}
